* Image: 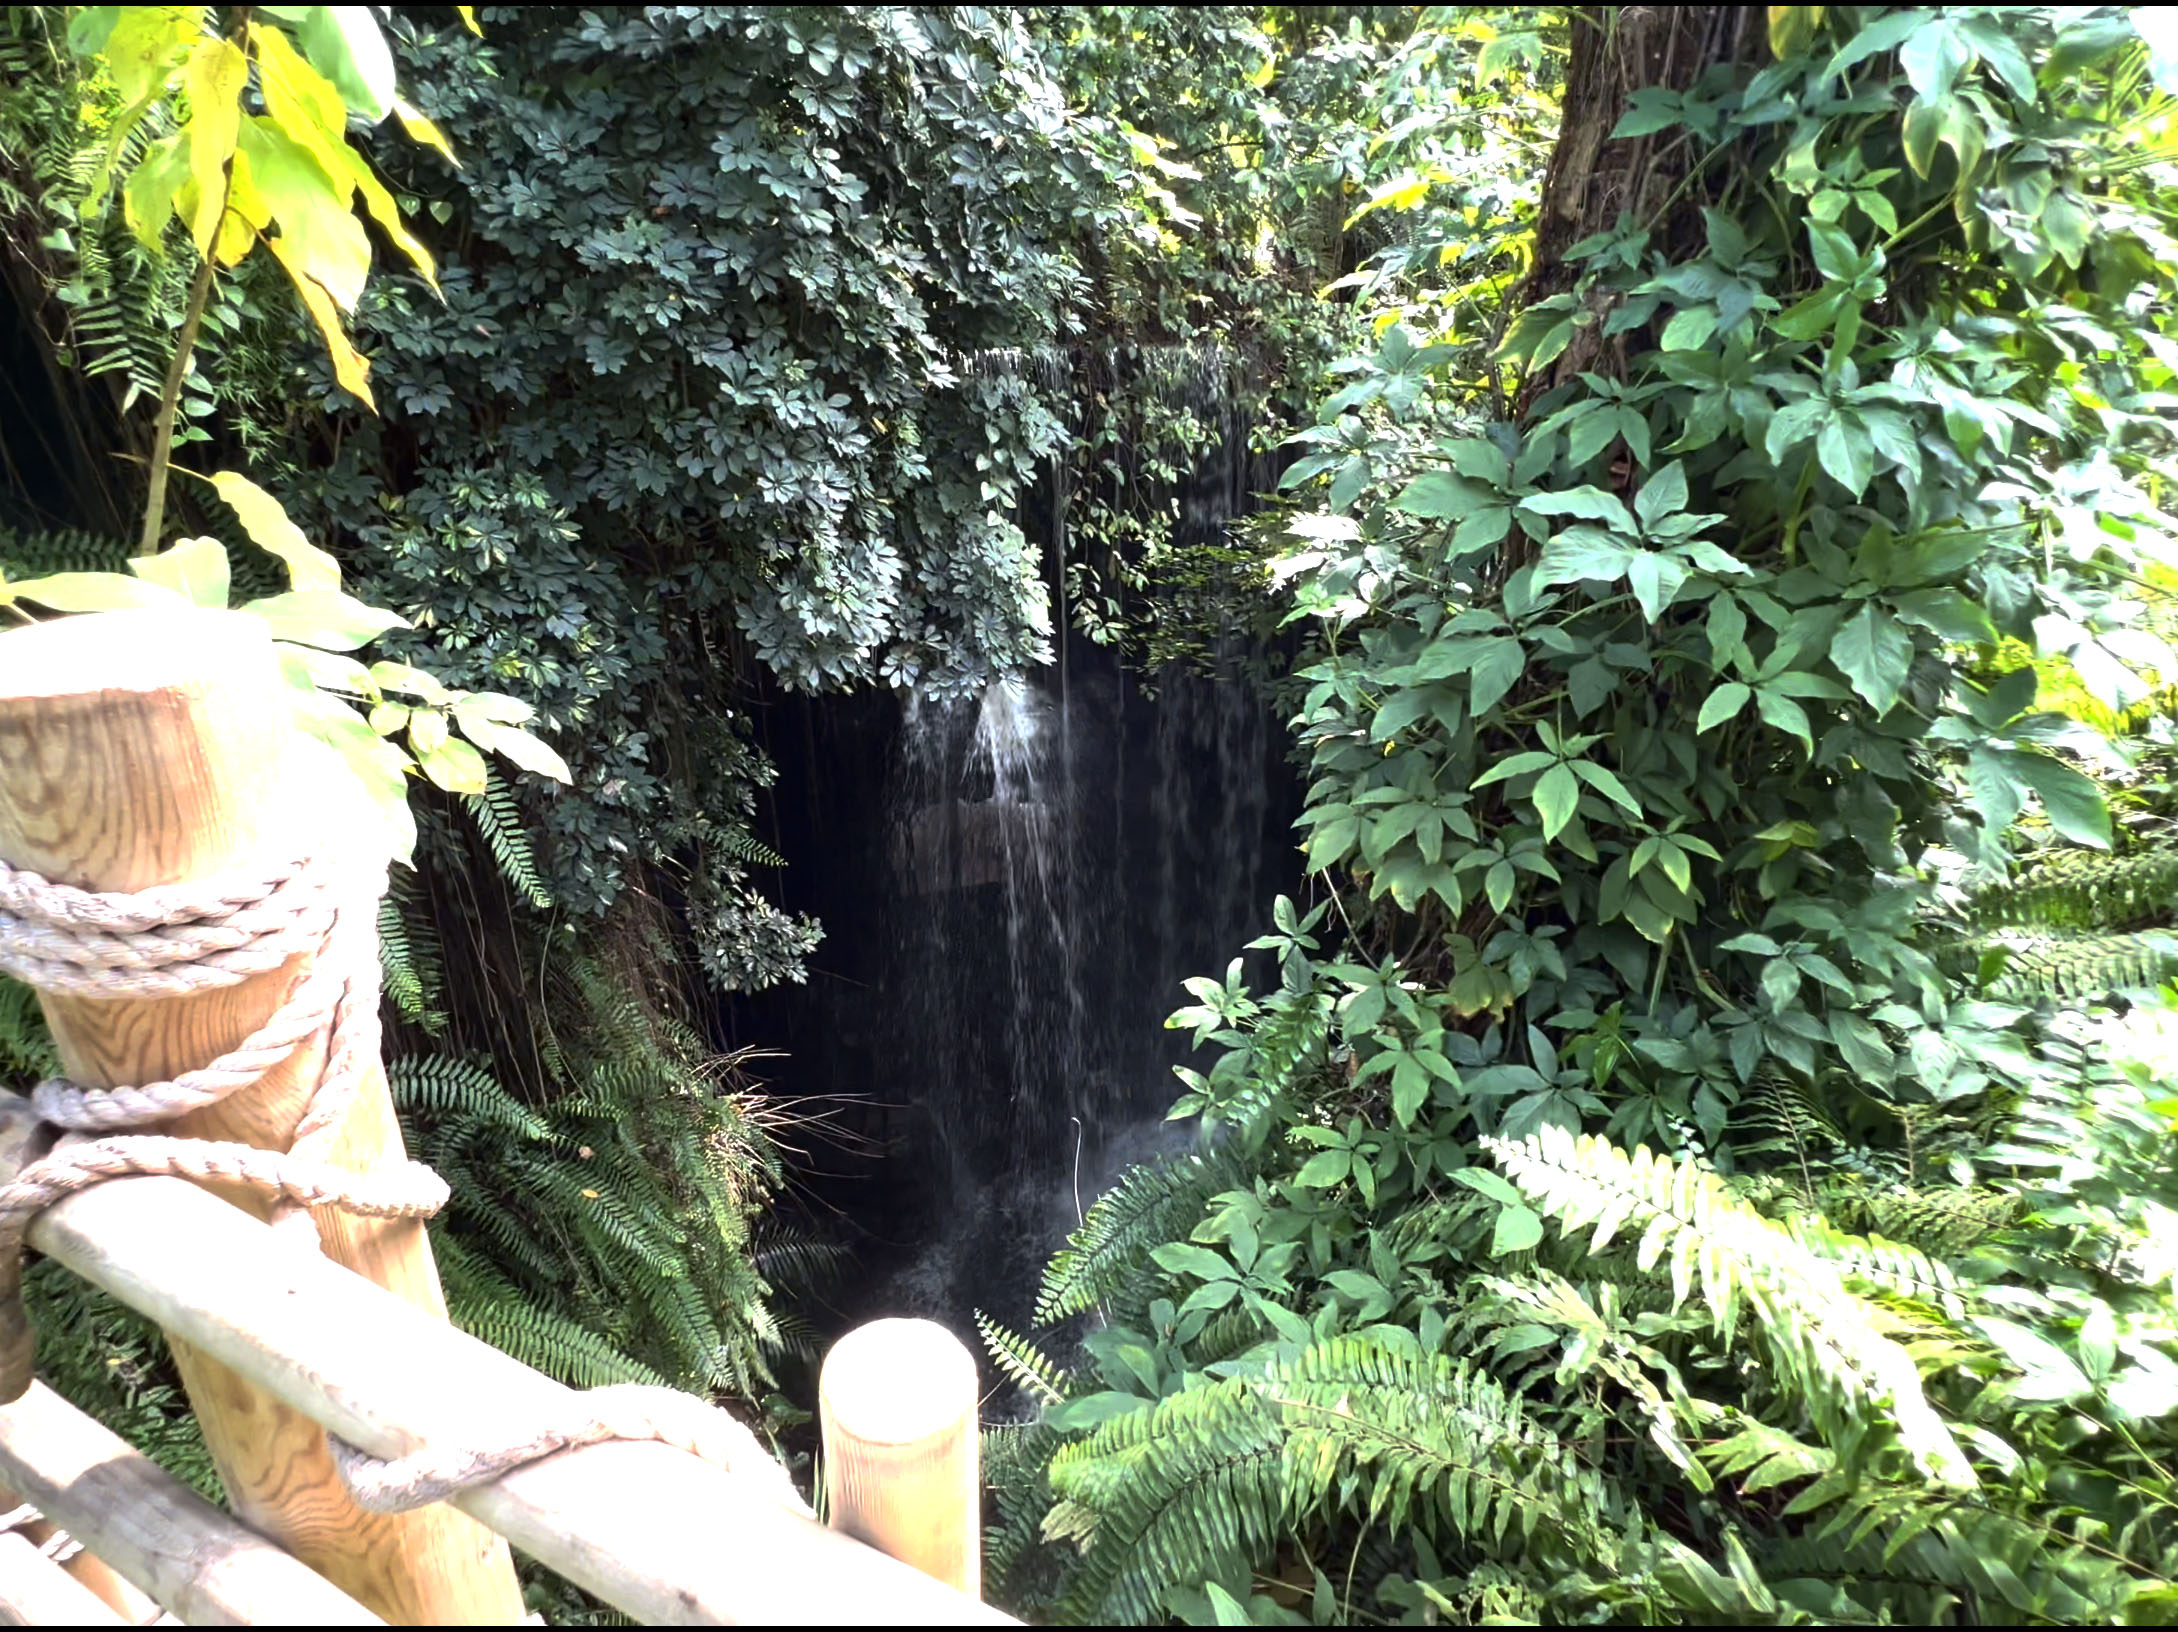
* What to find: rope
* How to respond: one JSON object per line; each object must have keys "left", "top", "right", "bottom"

{"left": 0, "top": 851, "right": 805, "bottom": 1517}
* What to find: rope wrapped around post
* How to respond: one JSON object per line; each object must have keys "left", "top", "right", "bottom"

{"left": 0, "top": 851, "right": 806, "bottom": 1518}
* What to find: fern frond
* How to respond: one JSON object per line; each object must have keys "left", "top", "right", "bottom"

{"left": 1969, "top": 930, "right": 2178, "bottom": 999}
{"left": 462, "top": 771, "right": 552, "bottom": 910}
{"left": 1036, "top": 1151, "right": 1238, "bottom": 1324}
{"left": 1485, "top": 1127, "right": 1973, "bottom": 1488}
{"left": 1965, "top": 850, "right": 2178, "bottom": 933}
{"left": 389, "top": 1055, "right": 547, "bottom": 1139}
{"left": 0, "top": 974, "right": 57, "bottom": 1085}
{"left": 1047, "top": 1378, "right": 1284, "bottom": 1624}
{"left": 976, "top": 1310, "right": 1069, "bottom": 1408}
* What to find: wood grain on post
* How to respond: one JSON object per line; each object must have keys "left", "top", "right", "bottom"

{"left": 0, "top": 609, "right": 524, "bottom": 1625}
{"left": 819, "top": 1318, "right": 982, "bottom": 1597}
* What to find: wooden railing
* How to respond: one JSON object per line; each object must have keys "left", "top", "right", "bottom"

{"left": 0, "top": 610, "right": 1010, "bottom": 1626}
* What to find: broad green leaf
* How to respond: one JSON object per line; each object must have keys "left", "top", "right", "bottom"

{"left": 1659, "top": 304, "right": 1718, "bottom": 352}
{"left": 241, "top": 589, "right": 407, "bottom": 650}
{"left": 128, "top": 536, "right": 229, "bottom": 608}
{"left": 1571, "top": 759, "right": 1642, "bottom": 816}
{"left": 1046, "top": 1393, "right": 1150, "bottom": 1432}
{"left": 1900, "top": 18, "right": 1973, "bottom": 101}
{"left": 1627, "top": 551, "right": 1691, "bottom": 621}
{"left": 1891, "top": 586, "right": 1995, "bottom": 643}
{"left": 206, "top": 471, "right": 342, "bottom": 589}
{"left": 182, "top": 37, "right": 248, "bottom": 254}
{"left": 484, "top": 725, "right": 572, "bottom": 784}
{"left": 1532, "top": 763, "right": 1581, "bottom": 839}
{"left": 1469, "top": 636, "right": 1525, "bottom": 716}
{"left": 1698, "top": 682, "right": 1751, "bottom": 732}
{"left": 2011, "top": 751, "right": 2111, "bottom": 848}
{"left": 2, "top": 572, "right": 187, "bottom": 613}
{"left": 294, "top": 4, "right": 396, "bottom": 123}
{"left": 417, "top": 732, "right": 488, "bottom": 795}
{"left": 1756, "top": 688, "right": 1814, "bottom": 754}
{"left": 1533, "top": 527, "right": 1636, "bottom": 588}
{"left": 1396, "top": 471, "right": 1492, "bottom": 519}
{"left": 1815, "top": 411, "right": 1874, "bottom": 498}
{"left": 1633, "top": 461, "right": 1688, "bottom": 532}
{"left": 1830, "top": 1012, "right": 1893, "bottom": 1079}
{"left": 1491, "top": 1203, "right": 1544, "bottom": 1255}
{"left": 1519, "top": 487, "right": 1637, "bottom": 533}
{"left": 1150, "top": 1242, "right": 1236, "bottom": 1282}
{"left": 1806, "top": 221, "right": 1860, "bottom": 283}
{"left": 1830, "top": 604, "right": 1914, "bottom": 712}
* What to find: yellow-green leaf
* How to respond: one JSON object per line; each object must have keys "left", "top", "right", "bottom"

{"left": 207, "top": 470, "right": 342, "bottom": 588}
{"left": 369, "top": 660, "right": 452, "bottom": 703}
{"left": 368, "top": 701, "right": 411, "bottom": 736}
{"left": 241, "top": 589, "right": 407, "bottom": 650}
{"left": 408, "top": 708, "right": 449, "bottom": 754}
{"left": 455, "top": 7, "right": 482, "bottom": 37}
{"left": 275, "top": 640, "right": 374, "bottom": 696}
{"left": 183, "top": 36, "right": 248, "bottom": 254}
{"left": 250, "top": 19, "right": 350, "bottom": 154}
{"left": 103, "top": 6, "right": 196, "bottom": 103}
{"left": 338, "top": 144, "right": 436, "bottom": 287}
{"left": 128, "top": 536, "right": 229, "bottom": 608}
{"left": 121, "top": 132, "right": 189, "bottom": 251}
{"left": 239, "top": 116, "right": 370, "bottom": 311}
{"left": 1, "top": 572, "right": 188, "bottom": 613}
{"left": 417, "top": 734, "right": 489, "bottom": 794}
{"left": 391, "top": 97, "right": 460, "bottom": 168}
{"left": 265, "top": 232, "right": 376, "bottom": 407}
{"left": 1767, "top": 5, "right": 1824, "bottom": 59}
{"left": 485, "top": 726, "right": 571, "bottom": 784}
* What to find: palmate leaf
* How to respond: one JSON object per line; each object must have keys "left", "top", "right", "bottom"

{"left": 1484, "top": 1127, "right": 1974, "bottom": 1488}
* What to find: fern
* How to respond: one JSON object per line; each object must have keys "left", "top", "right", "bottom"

{"left": 719, "top": 825, "right": 785, "bottom": 869}
{"left": 463, "top": 771, "right": 553, "bottom": 910}
{"left": 977, "top": 1310, "right": 1069, "bottom": 1408}
{"left": 1046, "top": 1375, "right": 1286, "bottom": 1624}
{"left": 1036, "top": 1151, "right": 1239, "bottom": 1323}
{"left": 0, "top": 973, "right": 56, "bottom": 1085}
{"left": 1485, "top": 1126, "right": 1974, "bottom": 1488}
{"left": 390, "top": 1055, "right": 547, "bottom": 1138}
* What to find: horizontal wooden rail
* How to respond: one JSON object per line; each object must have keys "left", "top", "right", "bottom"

{"left": 0, "top": 1381, "right": 381, "bottom": 1626}
{"left": 6, "top": 1124, "right": 1013, "bottom": 1626}
{"left": 0, "top": 1529, "right": 131, "bottom": 1626}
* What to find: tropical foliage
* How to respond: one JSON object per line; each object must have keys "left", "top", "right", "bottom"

{"left": 990, "top": 5, "right": 2178, "bottom": 1623}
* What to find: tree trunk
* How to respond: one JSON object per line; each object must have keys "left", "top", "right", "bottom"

{"left": 1523, "top": 6, "right": 1762, "bottom": 391}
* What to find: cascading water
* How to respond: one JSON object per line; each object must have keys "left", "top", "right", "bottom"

{"left": 739, "top": 345, "right": 1298, "bottom": 1334}
{"left": 861, "top": 650, "right": 1284, "bottom": 1324}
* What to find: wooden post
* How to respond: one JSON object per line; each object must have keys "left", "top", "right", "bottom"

{"left": 819, "top": 1318, "right": 981, "bottom": 1597}
{"left": 19, "top": 1153, "right": 1017, "bottom": 1626}
{"left": 0, "top": 609, "right": 524, "bottom": 1625}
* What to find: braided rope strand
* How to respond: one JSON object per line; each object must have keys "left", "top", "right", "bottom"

{"left": 0, "top": 850, "right": 802, "bottom": 1513}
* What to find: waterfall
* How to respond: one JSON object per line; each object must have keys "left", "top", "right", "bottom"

{"left": 859, "top": 645, "right": 1286, "bottom": 1326}
{"left": 740, "top": 351, "right": 1298, "bottom": 1333}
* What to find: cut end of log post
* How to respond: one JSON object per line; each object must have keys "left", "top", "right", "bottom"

{"left": 819, "top": 1317, "right": 981, "bottom": 1599}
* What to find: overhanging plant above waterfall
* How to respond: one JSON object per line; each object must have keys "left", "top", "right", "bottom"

{"left": 991, "top": 7, "right": 2178, "bottom": 1623}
